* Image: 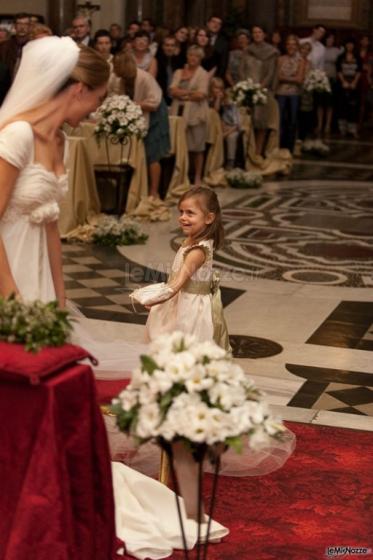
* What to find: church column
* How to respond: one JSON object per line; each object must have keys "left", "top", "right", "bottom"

{"left": 48, "top": 0, "right": 76, "bottom": 34}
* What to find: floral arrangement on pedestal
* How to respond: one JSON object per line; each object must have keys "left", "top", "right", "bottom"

{"left": 94, "top": 94, "right": 147, "bottom": 146}
{"left": 112, "top": 331, "right": 285, "bottom": 453}
{"left": 112, "top": 331, "right": 287, "bottom": 556}
{"left": 231, "top": 79, "right": 268, "bottom": 110}
{"left": 304, "top": 70, "right": 331, "bottom": 94}
{"left": 0, "top": 296, "right": 73, "bottom": 352}
{"left": 225, "top": 168, "right": 263, "bottom": 189}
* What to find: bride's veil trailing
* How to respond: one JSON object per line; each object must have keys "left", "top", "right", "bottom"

{"left": 0, "top": 36, "right": 79, "bottom": 127}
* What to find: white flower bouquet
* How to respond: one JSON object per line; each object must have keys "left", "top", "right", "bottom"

{"left": 225, "top": 168, "right": 263, "bottom": 189}
{"left": 94, "top": 94, "right": 147, "bottom": 145}
{"left": 92, "top": 215, "right": 148, "bottom": 247}
{"left": 304, "top": 70, "right": 331, "bottom": 94}
{"left": 231, "top": 78, "right": 268, "bottom": 109}
{"left": 301, "top": 138, "right": 330, "bottom": 156}
{"left": 112, "top": 332, "right": 285, "bottom": 454}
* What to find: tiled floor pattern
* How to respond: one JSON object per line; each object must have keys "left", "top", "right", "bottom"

{"left": 63, "top": 132, "right": 373, "bottom": 431}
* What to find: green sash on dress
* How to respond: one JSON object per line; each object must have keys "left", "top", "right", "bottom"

{"left": 169, "top": 271, "right": 231, "bottom": 353}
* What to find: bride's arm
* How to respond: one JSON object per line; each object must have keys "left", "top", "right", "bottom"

{"left": 45, "top": 221, "right": 65, "bottom": 308}
{"left": 0, "top": 158, "right": 21, "bottom": 298}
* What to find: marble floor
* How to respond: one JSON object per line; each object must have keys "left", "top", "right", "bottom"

{"left": 62, "top": 133, "right": 373, "bottom": 433}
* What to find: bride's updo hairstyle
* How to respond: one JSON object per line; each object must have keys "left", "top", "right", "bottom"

{"left": 61, "top": 45, "right": 110, "bottom": 91}
{"left": 178, "top": 186, "right": 225, "bottom": 249}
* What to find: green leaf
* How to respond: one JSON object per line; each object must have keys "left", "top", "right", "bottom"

{"left": 140, "top": 355, "right": 159, "bottom": 375}
{"left": 225, "top": 436, "right": 244, "bottom": 454}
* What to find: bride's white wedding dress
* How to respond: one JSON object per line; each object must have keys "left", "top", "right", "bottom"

{"left": 0, "top": 120, "right": 229, "bottom": 559}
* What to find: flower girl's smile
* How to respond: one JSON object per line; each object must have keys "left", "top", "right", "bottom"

{"left": 178, "top": 197, "right": 214, "bottom": 240}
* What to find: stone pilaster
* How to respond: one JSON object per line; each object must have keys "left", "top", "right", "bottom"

{"left": 48, "top": 0, "right": 76, "bottom": 34}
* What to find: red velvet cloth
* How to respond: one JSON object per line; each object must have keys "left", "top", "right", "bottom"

{"left": 0, "top": 357, "right": 119, "bottom": 560}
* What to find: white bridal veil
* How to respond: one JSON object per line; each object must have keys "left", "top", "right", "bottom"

{"left": 0, "top": 36, "right": 79, "bottom": 127}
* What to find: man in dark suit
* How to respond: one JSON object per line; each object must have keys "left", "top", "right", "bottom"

{"left": 0, "top": 13, "right": 30, "bottom": 79}
{"left": 206, "top": 15, "right": 229, "bottom": 79}
{"left": 72, "top": 15, "right": 94, "bottom": 47}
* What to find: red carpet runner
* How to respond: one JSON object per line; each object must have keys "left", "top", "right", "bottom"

{"left": 96, "top": 381, "right": 373, "bottom": 560}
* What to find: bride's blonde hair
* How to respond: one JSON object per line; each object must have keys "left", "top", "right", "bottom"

{"left": 62, "top": 45, "right": 110, "bottom": 90}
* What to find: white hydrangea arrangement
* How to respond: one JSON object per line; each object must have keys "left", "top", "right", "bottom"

{"left": 112, "top": 332, "right": 285, "bottom": 453}
{"left": 225, "top": 168, "right": 263, "bottom": 189}
{"left": 231, "top": 78, "right": 268, "bottom": 109}
{"left": 304, "top": 70, "right": 331, "bottom": 94}
{"left": 94, "top": 94, "right": 147, "bottom": 144}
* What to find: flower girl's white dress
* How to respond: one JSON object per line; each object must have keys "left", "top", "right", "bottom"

{"left": 0, "top": 121, "right": 228, "bottom": 559}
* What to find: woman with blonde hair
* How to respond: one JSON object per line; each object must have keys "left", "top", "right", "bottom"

{"left": 169, "top": 45, "right": 209, "bottom": 186}
{"left": 110, "top": 50, "right": 170, "bottom": 197}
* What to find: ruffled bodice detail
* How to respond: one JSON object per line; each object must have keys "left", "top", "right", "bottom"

{"left": 2, "top": 164, "right": 68, "bottom": 224}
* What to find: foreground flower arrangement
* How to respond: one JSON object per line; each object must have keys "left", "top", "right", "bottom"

{"left": 112, "top": 332, "right": 285, "bottom": 454}
{"left": 94, "top": 94, "right": 147, "bottom": 145}
{"left": 231, "top": 79, "right": 268, "bottom": 110}
{"left": 0, "top": 296, "right": 73, "bottom": 352}
{"left": 225, "top": 168, "right": 263, "bottom": 189}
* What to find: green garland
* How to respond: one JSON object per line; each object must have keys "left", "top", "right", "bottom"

{"left": 0, "top": 296, "right": 73, "bottom": 352}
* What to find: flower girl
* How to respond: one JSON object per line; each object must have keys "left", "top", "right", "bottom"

{"left": 144, "top": 186, "right": 231, "bottom": 351}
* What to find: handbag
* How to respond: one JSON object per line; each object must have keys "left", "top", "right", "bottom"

{"left": 129, "top": 283, "right": 174, "bottom": 306}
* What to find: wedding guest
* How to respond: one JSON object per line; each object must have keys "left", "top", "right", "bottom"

{"left": 358, "top": 34, "right": 373, "bottom": 128}
{"left": 297, "top": 42, "right": 313, "bottom": 146}
{"left": 94, "top": 30, "right": 114, "bottom": 75}
{"left": 72, "top": 15, "right": 93, "bottom": 47}
{"left": 141, "top": 18, "right": 158, "bottom": 55}
{"left": 0, "top": 12, "right": 31, "bottom": 85}
{"left": 170, "top": 45, "right": 209, "bottom": 186}
{"left": 246, "top": 24, "right": 278, "bottom": 155}
{"left": 299, "top": 24, "right": 326, "bottom": 70}
{"left": 194, "top": 27, "right": 219, "bottom": 78}
{"left": 0, "top": 27, "right": 10, "bottom": 44}
{"left": 206, "top": 15, "right": 228, "bottom": 78}
{"left": 318, "top": 32, "right": 343, "bottom": 136}
{"left": 132, "top": 31, "right": 157, "bottom": 77}
{"left": 225, "top": 29, "right": 250, "bottom": 87}
{"left": 276, "top": 34, "right": 306, "bottom": 153}
{"left": 111, "top": 51, "right": 170, "bottom": 198}
{"left": 336, "top": 38, "right": 362, "bottom": 138}
{"left": 109, "top": 23, "right": 123, "bottom": 54}
{"left": 174, "top": 26, "right": 189, "bottom": 67}
{"left": 271, "top": 30, "right": 284, "bottom": 55}
{"left": 156, "top": 35, "right": 182, "bottom": 105}
{"left": 127, "top": 20, "right": 141, "bottom": 38}
{"left": 209, "top": 77, "right": 241, "bottom": 169}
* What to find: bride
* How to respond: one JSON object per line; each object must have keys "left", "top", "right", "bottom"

{"left": 0, "top": 36, "right": 228, "bottom": 559}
